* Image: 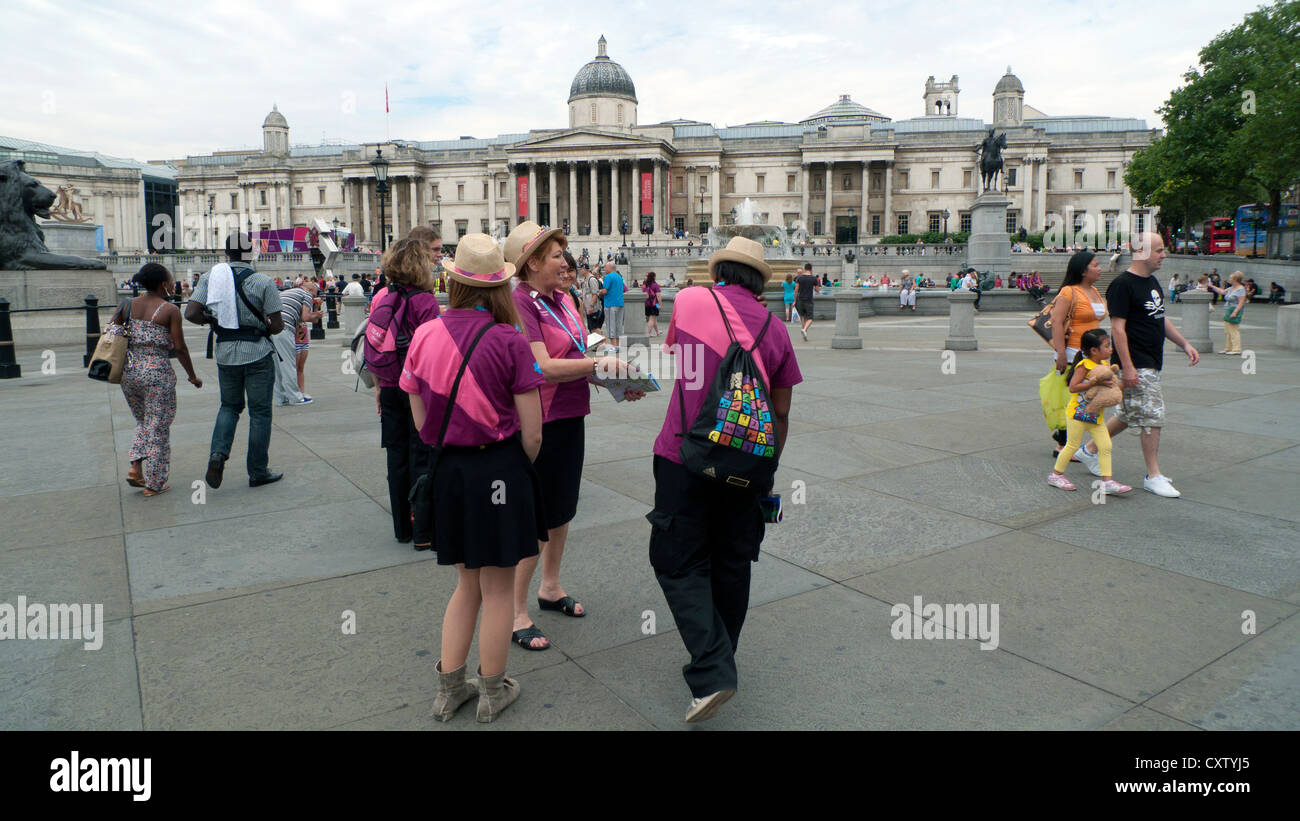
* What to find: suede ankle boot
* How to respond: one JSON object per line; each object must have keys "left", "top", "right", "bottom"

{"left": 431, "top": 660, "right": 478, "bottom": 722}
{"left": 475, "top": 667, "right": 520, "bottom": 723}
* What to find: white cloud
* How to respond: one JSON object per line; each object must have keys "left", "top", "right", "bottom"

{"left": 0, "top": 0, "right": 1268, "bottom": 161}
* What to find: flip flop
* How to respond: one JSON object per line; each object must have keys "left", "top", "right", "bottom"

{"left": 141, "top": 486, "right": 171, "bottom": 497}
{"left": 538, "top": 595, "right": 585, "bottom": 618}
{"left": 126, "top": 473, "right": 145, "bottom": 488}
{"left": 511, "top": 625, "right": 550, "bottom": 651}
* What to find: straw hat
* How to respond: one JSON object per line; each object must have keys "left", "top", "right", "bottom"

{"left": 707, "top": 236, "right": 773, "bottom": 284}
{"left": 445, "top": 233, "right": 516, "bottom": 288}
{"left": 504, "top": 220, "right": 566, "bottom": 274}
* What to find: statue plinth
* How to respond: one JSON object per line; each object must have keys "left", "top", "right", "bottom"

{"left": 965, "top": 192, "right": 1012, "bottom": 278}
{"left": 38, "top": 221, "right": 101, "bottom": 257}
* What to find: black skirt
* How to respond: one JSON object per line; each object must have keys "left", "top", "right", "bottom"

{"left": 431, "top": 437, "right": 546, "bottom": 568}
{"left": 533, "top": 415, "right": 585, "bottom": 530}
{"left": 644, "top": 304, "right": 660, "bottom": 317}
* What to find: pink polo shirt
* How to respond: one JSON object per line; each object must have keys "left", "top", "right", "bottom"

{"left": 513, "top": 285, "right": 592, "bottom": 423}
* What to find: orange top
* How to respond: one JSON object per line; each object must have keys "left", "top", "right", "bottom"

{"left": 1061, "top": 284, "right": 1106, "bottom": 351}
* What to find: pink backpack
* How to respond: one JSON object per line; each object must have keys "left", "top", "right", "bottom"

{"left": 363, "top": 286, "right": 431, "bottom": 385}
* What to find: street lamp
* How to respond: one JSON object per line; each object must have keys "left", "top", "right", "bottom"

{"left": 620, "top": 210, "right": 628, "bottom": 246}
{"left": 370, "top": 148, "right": 390, "bottom": 252}
{"left": 436, "top": 193, "right": 442, "bottom": 230}
{"left": 942, "top": 208, "right": 950, "bottom": 236}
{"left": 698, "top": 182, "right": 707, "bottom": 236}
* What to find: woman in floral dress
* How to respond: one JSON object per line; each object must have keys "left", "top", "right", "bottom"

{"left": 108, "top": 263, "right": 203, "bottom": 496}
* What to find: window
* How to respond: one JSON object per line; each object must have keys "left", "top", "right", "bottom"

{"left": 295, "top": 188, "right": 303, "bottom": 205}
{"left": 756, "top": 174, "right": 765, "bottom": 193}
{"left": 871, "top": 214, "right": 880, "bottom": 235}
{"left": 483, "top": 183, "right": 488, "bottom": 200}
{"left": 457, "top": 184, "right": 464, "bottom": 201}
{"left": 897, "top": 213, "right": 909, "bottom": 234}
{"left": 431, "top": 184, "right": 439, "bottom": 199}
{"left": 1045, "top": 169, "right": 1053, "bottom": 190}
{"left": 318, "top": 187, "right": 326, "bottom": 204}
{"left": 930, "top": 170, "right": 940, "bottom": 189}
{"left": 674, "top": 176, "right": 684, "bottom": 195}
{"left": 900, "top": 170, "right": 909, "bottom": 189}
{"left": 674, "top": 217, "right": 684, "bottom": 231}
{"left": 1133, "top": 212, "right": 1146, "bottom": 234}
{"left": 787, "top": 174, "right": 796, "bottom": 192}
{"left": 500, "top": 181, "right": 507, "bottom": 198}
{"left": 1072, "top": 211, "right": 1086, "bottom": 235}
{"left": 1103, "top": 212, "right": 1117, "bottom": 234}
{"left": 929, "top": 212, "right": 941, "bottom": 233}
{"left": 871, "top": 173, "right": 881, "bottom": 191}
{"left": 259, "top": 189, "right": 266, "bottom": 205}
{"left": 783, "top": 212, "right": 799, "bottom": 228}
{"left": 699, "top": 175, "right": 708, "bottom": 193}
{"left": 963, "top": 169, "right": 973, "bottom": 188}
{"left": 1007, "top": 168, "right": 1017, "bottom": 187}
{"left": 1107, "top": 170, "right": 1117, "bottom": 189}
{"left": 230, "top": 193, "right": 238, "bottom": 209}
{"left": 617, "top": 104, "right": 623, "bottom": 124}
{"left": 455, "top": 219, "right": 468, "bottom": 238}
{"left": 1006, "top": 211, "right": 1019, "bottom": 233}
{"left": 813, "top": 219, "right": 822, "bottom": 235}
{"left": 960, "top": 212, "right": 972, "bottom": 233}
{"left": 481, "top": 219, "right": 489, "bottom": 233}
{"left": 1074, "top": 170, "right": 1084, "bottom": 190}
{"left": 842, "top": 175, "right": 851, "bottom": 190}
{"left": 725, "top": 175, "right": 735, "bottom": 194}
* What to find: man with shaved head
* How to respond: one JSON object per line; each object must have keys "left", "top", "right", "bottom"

{"left": 1076, "top": 232, "right": 1199, "bottom": 497}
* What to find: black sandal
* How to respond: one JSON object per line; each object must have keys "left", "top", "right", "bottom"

{"left": 538, "top": 595, "right": 585, "bottom": 618}
{"left": 511, "top": 625, "right": 550, "bottom": 651}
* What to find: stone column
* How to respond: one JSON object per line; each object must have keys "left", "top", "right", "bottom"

{"left": 1036, "top": 160, "right": 1047, "bottom": 234}
{"left": 1023, "top": 160, "right": 1034, "bottom": 233}
{"left": 610, "top": 159, "right": 620, "bottom": 237}
{"left": 486, "top": 171, "right": 495, "bottom": 234}
{"left": 652, "top": 159, "right": 662, "bottom": 236}
{"left": 268, "top": 183, "right": 278, "bottom": 231}
{"left": 588, "top": 161, "right": 597, "bottom": 236}
{"left": 568, "top": 162, "right": 577, "bottom": 234}
{"left": 410, "top": 177, "right": 419, "bottom": 232}
{"left": 1178, "top": 289, "right": 1213, "bottom": 353}
{"left": 548, "top": 163, "right": 558, "bottom": 228}
{"left": 687, "top": 167, "right": 697, "bottom": 233}
{"left": 801, "top": 163, "right": 810, "bottom": 231}
{"left": 623, "top": 288, "right": 649, "bottom": 348}
{"left": 361, "top": 179, "right": 371, "bottom": 244}
{"left": 711, "top": 166, "right": 720, "bottom": 228}
{"left": 883, "top": 163, "right": 893, "bottom": 236}
{"left": 511, "top": 164, "right": 519, "bottom": 228}
{"left": 831, "top": 290, "right": 864, "bottom": 349}
{"left": 528, "top": 163, "right": 538, "bottom": 224}
{"left": 283, "top": 182, "right": 293, "bottom": 228}
{"left": 860, "top": 161, "right": 870, "bottom": 241}
{"left": 944, "top": 290, "right": 978, "bottom": 350}
{"left": 341, "top": 294, "right": 367, "bottom": 337}
{"left": 824, "top": 164, "right": 833, "bottom": 238}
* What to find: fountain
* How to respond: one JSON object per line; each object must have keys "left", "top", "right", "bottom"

{"left": 686, "top": 198, "right": 803, "bottom": 287}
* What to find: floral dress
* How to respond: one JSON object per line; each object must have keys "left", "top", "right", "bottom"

{"left": 108, "top": 304, "right": 177, "bottom": 491}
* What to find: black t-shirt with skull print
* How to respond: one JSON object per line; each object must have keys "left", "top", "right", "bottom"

{"left": 1106, "top": 271, "right": 1166, "bottom": 371}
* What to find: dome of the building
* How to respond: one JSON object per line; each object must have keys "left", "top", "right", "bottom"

{"left": 801, "top": 94, "right": 889, "bottom": 126}
{"left": 994, "top": 67, "right": 1024, "bottom": 94}
{"left": 568, "top": 36, "right": 637, "bottom": 102}
{"left": 263, "top": 104, "right": 288, "bottom": 128}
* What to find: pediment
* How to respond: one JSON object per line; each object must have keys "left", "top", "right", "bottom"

{"left": 510, "top": 129, "right": 662, "bottom": 151}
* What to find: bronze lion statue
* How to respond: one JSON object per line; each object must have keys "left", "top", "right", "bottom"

{"left": 0, "top": 160, "right": 106, "bottom": 269}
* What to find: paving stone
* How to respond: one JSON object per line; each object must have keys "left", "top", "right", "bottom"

{"left": 1, "top": 535, "right": 131, "bottom": 622}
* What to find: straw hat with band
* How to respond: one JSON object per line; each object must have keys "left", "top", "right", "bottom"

{"left": 445, "top": 233, "right": 516, "bottom": 288}
{"left": 707, "top": 236, "right": 773, "bottom": 285}
{"left": 505, "top": 220, "right": 567, "bottom": 274}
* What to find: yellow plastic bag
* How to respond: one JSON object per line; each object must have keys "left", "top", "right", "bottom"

{"left": 1039, "top": 366, "right": 1070, "bottom": 432}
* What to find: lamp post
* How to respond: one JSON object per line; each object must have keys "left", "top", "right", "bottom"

{"left": 698, "top": 182, "right": 707, "bottom": 236}
{"left": 370, "top": 148, "right": 390, "bottom": 252}
{"left": 331, "top": 217, "right": 339, "bottom": 246}
{"left": 942, "top": 208, "right": 950, "bottom": 236}
{"left": 620, "top": 210, "right": 628, "bottom": 247}
{"left": 435, "top": 193, "right": 442, "bottom": 231}
{"left": 205, "top": 205, "right": 213, "bottom": 250}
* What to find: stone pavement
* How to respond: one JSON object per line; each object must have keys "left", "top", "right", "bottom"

{"left": 2, "top": 303, "right": 1297, "bottom": 731}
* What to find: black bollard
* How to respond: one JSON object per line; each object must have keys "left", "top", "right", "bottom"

{"left": 83, "top": 294, "right": 101, "bottom": 367}
{"left": 311, "top": 315, "right": 325, "bottom": 340}
{"left": 0, "top": 298, "right": 20, "bottom": 379}
{"left": 326, "top": 293, "right": 339, "bottom": 329}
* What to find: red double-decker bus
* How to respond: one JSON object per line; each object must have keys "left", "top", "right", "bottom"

{"left": 1200, "top": 217, "right": 1234, "bottom": 254}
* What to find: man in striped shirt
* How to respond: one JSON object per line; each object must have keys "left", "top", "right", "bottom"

{"left": 272, "top": 280, "right": 319, "bottom": 405}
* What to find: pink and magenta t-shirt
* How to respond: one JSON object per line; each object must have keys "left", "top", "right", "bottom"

{"left": 652, "top": 285, "right": 802, "bottom": 465}
{"left": 366, "top": 286, "right": 442, "bottom": 388}
{"left": 399, "top": 308, "right": 545, "bottom": 447}
{"left": 512, "top": 285, "right": 591, "bottom": 423}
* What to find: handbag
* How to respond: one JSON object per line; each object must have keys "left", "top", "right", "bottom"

{"left": 88, "top": 298, "right": 131, "bottom": 383}
{"left": 1224, "top": 305, "right": 1244, "bottom": 324}
{"left": 1028, "top": 286, "right": 1072, "bottom": 349}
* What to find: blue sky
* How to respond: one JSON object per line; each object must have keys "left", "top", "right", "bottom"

{"left": 0, "top": 0, "right": 1270, "bottom": 162}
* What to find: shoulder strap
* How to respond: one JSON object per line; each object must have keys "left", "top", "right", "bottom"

{"left": 233, "top": 269, "right": 272, "bottom": 334}
{"left": 708, "top": 287, "right": 772, "bottom": 352}
{"left": 150, "top": 301, "right": 168, "bottom": 322}
{"left": 434, "top": 320, "right": 495, "bottom": 448}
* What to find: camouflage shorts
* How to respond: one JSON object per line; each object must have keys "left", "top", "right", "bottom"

{"left": 1115, "top": 368, "right": 1164, "bottom": 432}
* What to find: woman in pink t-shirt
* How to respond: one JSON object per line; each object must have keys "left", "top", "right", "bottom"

{"left": 643, "top": 271, "right": 663, "bottom": 337}
{"left": 400, "top": 233, "right": 545, "bottom": 722}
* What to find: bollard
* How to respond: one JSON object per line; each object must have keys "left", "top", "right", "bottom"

{"left": 0, "top": 298, "right": 20, "bottom": 379}
{"left": 1177, "top": 289, "right": 1213, "bottom": 353}
{"left": 83, "top": 294, "right": 101, "bottom": 367}
{"left": 944, "top": 290, "right": 978, "bottom": 351}
{"left": 340, "top": 295, "right": 367, "bottom": 340}
{"left": 311, "top": 315, "right": 326, "bottom": 340}
{"left": 325, "top": 292, "right": 339, "bottom": 329}
{"left": 622, "top": 288, "right": 649, "bottom": 349}
{"left": 831, "top": 290, "right": 864, "bottom": 349}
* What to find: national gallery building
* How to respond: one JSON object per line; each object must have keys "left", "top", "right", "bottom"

{"left": 35, "top": 36, "right": 1158, "bottom": 254}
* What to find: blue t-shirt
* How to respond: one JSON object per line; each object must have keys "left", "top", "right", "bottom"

{"left": 602, "top": 272, "right": 626, "bottom": 307}
{"left": 782, "top": 281, "right": 795, "bottom": 302}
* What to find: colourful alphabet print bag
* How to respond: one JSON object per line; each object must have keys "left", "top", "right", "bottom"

{"left": 679, "top": 288, "right": 779, "bottom": 491}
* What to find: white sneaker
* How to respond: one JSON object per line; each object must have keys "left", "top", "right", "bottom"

{"left": 685, "top": 689, "right": 734, "bottom": 723}
{"left": 800, "top": 326, "right": 808, "bottom": 341}
{"left": 1143, "top": 474, "right": 1181, "bottom": 498}
{"left": 1076, "top": 445, "right": 1103, "bottom": 477}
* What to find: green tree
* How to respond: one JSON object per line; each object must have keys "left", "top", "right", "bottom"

{"left": 1126, "top": 0, "right": 1300, "bottom": 241}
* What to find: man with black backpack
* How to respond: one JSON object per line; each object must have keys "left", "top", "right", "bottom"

{"left": 185, "top": 232, "right": 285, "bottom": 489}
{"left": 646, "top": 236, "right": 803, "bottom": 723}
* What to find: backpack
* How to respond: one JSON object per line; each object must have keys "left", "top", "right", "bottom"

{"left": 349, "top": 319, "right": 372, "bottom": 390}
{"left": 362, "top": 285, "right": 427, "bottom": 387}
{"left": 678, "top": 289, "right": 778, "bottom": 492}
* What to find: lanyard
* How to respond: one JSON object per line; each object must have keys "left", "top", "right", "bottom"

{"left": 533, "top": 291, "right": 584, "bottom": 354}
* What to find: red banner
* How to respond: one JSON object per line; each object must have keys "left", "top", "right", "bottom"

{"left": 517, "top": 175, "right": 529, "bottom": 219}
{"left": 640, "top": 172, "right": 653, "bottom": 215}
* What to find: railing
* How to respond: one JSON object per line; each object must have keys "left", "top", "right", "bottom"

{"left": 627, "top": 243, "right": 971, "bottom": 259}
{"left": 0, "top": 294, "right": 122, "bottom": 377}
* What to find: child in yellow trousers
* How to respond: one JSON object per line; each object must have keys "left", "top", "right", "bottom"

{"left": 1048, "top": 328, "right": 1133, "bottom": 495}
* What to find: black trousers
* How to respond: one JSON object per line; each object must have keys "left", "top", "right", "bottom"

{"left": 647, "top": 455, "right": 765, "bottom": 698}
{"left": 379, "top": 386, "right": 434, "bottom": 542}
